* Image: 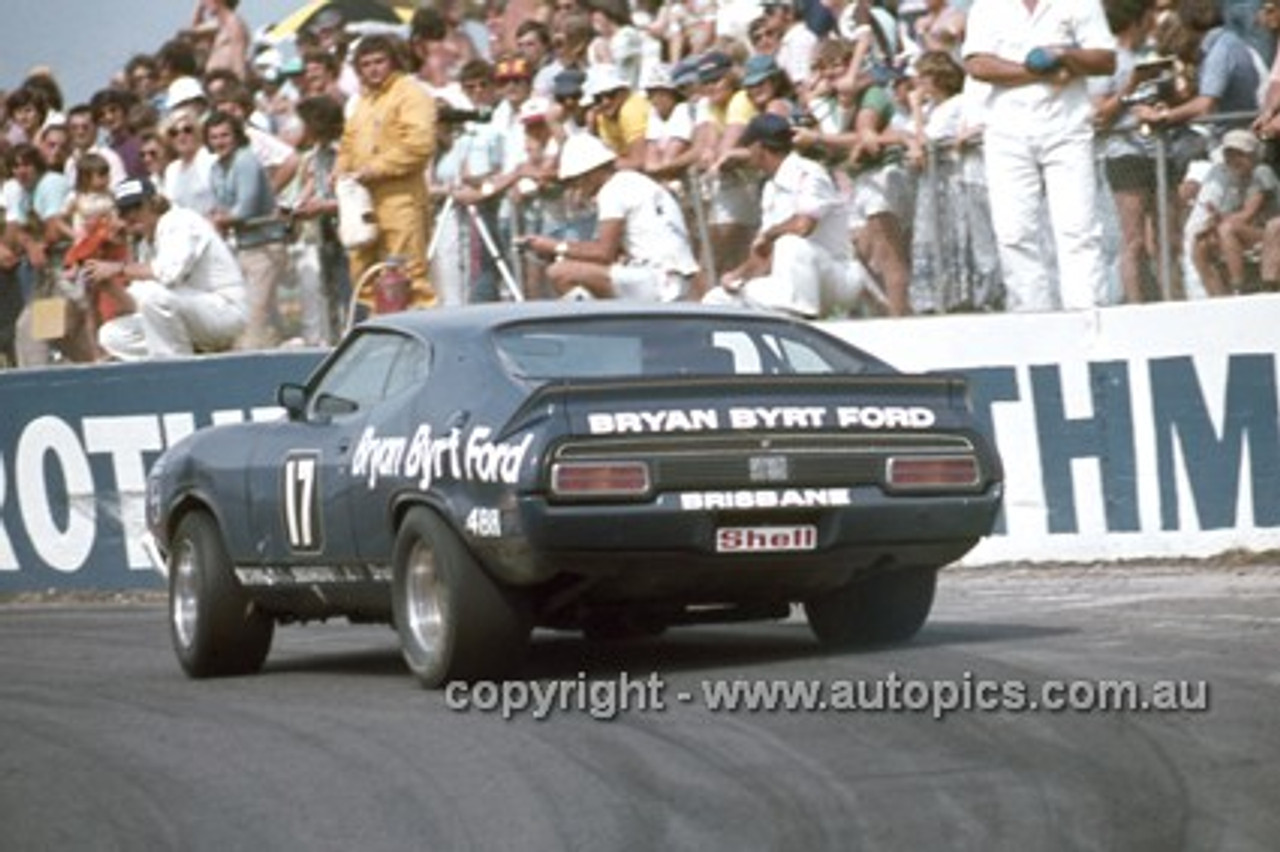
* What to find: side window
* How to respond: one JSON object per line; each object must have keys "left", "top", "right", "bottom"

{"left": 309, "top": 331, "right": 426, "bottom": 415}
{"left": 384, "top": 337, "right": 431, "bottom": 398}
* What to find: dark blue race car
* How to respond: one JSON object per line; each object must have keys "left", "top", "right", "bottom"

{"left": 145, "top": 302, "right": 1003, "bottom": 687}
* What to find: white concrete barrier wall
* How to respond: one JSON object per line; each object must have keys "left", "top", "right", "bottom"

{"left": 829, "top": 295, "right": 1280, "bottom": 564}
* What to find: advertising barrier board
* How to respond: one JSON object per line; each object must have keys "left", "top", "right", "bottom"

{"left": 0, "top": 297, "right": 1276, "bottom": 592}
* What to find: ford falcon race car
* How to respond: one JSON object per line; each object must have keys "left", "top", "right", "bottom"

{"left": 145, "top": 302, "right": 1003, "bottom": 687}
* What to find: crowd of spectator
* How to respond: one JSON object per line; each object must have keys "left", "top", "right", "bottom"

{"left": 0, "top": 0, "right": 1276, "bottom": 367}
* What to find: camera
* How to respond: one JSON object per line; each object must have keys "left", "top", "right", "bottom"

{"left": 437, "top": 103, "right": 493, "bottom": 125}
{"left": 1121, "top": 57, "right": 1177, "bottom": 107}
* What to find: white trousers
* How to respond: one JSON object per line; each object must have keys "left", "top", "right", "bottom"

{"left": 703, "top": 235, "right": 860, "bottom": 318}
{"left": 983, "top": 128, "right": 1107, "bottom": 312}
{"left": 99, "top": 280, "right": 246, "bottom": 360}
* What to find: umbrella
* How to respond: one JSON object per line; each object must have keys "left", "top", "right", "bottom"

{"left": 261, "top": 0, "right": 415, "bottom": 43}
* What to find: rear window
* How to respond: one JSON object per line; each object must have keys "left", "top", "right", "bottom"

{"left": 493, "top": 317, "right": 885, "bottom": 380}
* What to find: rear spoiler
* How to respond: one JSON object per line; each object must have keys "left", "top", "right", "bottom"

{"left": 496, "top": 374, "right": 970, "bottom": 441}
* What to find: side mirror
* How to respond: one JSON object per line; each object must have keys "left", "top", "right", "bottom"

{"left": 277, "top": 383, "right": 307, "bottom": 421}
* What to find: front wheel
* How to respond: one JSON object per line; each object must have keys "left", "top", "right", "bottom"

{"left": 804, "top": 566, "right": 938, "bottom": 649}
{"left": 169, "top": 510, "right": 274, "bottom": 678}
{"left": 391, "top": 507, "right": 531, "bottom": 688}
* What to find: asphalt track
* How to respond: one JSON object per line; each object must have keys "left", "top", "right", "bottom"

{"left": 2, "top": 563, "right": 1278, "bottom": 851}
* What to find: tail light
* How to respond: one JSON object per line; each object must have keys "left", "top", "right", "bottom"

{"left": 885, "top": 455, "right": 981, "bottom": 492}
{"left": 550, "top": 460, "right": 651, "bottom": 500}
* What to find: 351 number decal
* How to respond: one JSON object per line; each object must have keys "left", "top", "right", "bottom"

{"left": 284, "top": 453, "right": 322, "bottom": 552}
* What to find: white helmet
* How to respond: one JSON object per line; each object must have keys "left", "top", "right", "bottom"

{"left": 558, "top": 133, "right": 617, "bottom": 181}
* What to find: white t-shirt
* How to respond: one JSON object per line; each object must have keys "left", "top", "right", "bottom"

{"left": 644, "top": 102, "right": 695, "bottom": 144}
{"left": 163, "top": 148, "right": 218, "bottom": 215}
{"left": 595, "top": 169, "right": 698, "bottom": 274}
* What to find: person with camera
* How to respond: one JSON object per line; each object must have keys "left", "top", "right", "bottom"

{"left": 1091, "top": 0, "right": 1179, "bottom": 303}
{"left": 703, "top": 113, "right": 863, "bottom": 318}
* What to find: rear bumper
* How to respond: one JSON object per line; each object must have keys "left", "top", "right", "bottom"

{"left": 494, "top": 484, "right": 1002, "bottom": 595}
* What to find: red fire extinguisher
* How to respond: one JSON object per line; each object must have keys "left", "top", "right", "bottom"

{"left": 373, "top": 255, "right": 411, "bottom": 315}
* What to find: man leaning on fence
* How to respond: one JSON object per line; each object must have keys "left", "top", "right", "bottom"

{"left": 337, "top": 33, "right": 438, "bottom": 310}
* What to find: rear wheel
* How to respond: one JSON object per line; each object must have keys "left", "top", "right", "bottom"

{"left": 804, "top": 566, "right": 938, "bottom": 649}
{"left": 392, "top": 507, "right": 531, "bottom": 688}
{"left": 169, "top": 510, "right": 274, "bottom": 678}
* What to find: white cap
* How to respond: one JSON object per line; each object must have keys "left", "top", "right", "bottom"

{"left": 166, "top": 76, "right": 206, "bottom": 109}
{"left": 640, "top": 63, "right": 676, "bottom": 92}
{"left": 519, "top": 96, "right": 551, "bottom": 124}
{"left": 558, "top": 133, "right": 616, "bottom": 180}
{"left": 583, "top": 64, "right": 629, "bottom": 100}
{"left": 1221, "top": 128, "right": 1260, "bottom": 157}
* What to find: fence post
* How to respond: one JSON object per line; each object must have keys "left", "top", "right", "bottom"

{"left": 1154, "top": 126, "right": 1173, "bottom": 301}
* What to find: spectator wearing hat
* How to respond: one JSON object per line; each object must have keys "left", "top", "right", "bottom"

{"left": 85, "top": 178, "right": 246, "bottom": 359}
{"left": 963, "top": 0, "right": 1116, "bottom": 312}
{"left": 165, "top": 75, "right": 208, "bottom": 117}
{"left": 641, "top": 64, "right": 698, "bottom": 180}
{"left": 698, "top": 50, "right": 762, "bottom": 276}
{"left": 586, "top": 65, "right": 650, "bottom": 170}
{"left": 338, "top": 34, "right": 439, "bottom": 310}
{"left": 550, "top": 68, "right": 591, "bottom": 136}
{"left": 1185, "top": 129, "right": 1279, "bottom": 297}
{"left": 704, "top": 113, "right": 862, "bottom": 317}
{"left": 742, "top": 53, "right": 799, "bottom": 118}
{"left": 519, "top": 132, "right": 698, "bottom": 300}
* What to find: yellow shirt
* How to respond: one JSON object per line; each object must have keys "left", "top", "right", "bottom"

{"left": 596, "top": 91, "right": 650, "bottom": 154}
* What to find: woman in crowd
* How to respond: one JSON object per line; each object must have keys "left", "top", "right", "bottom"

{"left": 162, "top": 107, "right": 217, "bottom": 217}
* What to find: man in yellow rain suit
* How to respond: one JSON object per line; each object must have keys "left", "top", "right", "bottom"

{"left": 337, "top": 33, "right": 438, "bottom": 309}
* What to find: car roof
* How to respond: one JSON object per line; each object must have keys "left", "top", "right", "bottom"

{"left": 360, "top": 302, "right": 805, "bottom": 340}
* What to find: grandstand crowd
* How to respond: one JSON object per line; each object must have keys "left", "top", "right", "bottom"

{"left": 0, "top": 0, "right": 1277, "bottom": 365}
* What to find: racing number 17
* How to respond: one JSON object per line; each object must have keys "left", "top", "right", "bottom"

{"left": 284, "top": 453, "right": 321, "bottom": 552}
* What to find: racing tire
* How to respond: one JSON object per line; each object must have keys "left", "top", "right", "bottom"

{"left": 392, "top": 507, "right": 531, "bottom": 688}
{"left": 168, "top": 510, "right": 274, "bottom": 678}
{"left": 804, "top": 566, "right": 938, "bottom": 649}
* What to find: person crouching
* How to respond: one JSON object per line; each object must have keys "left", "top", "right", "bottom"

{"left": 518, "top": 133, "right": 698, "bottom": 300}
{"left": 86, "top": 178, "right": 247, "bottom": 359}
